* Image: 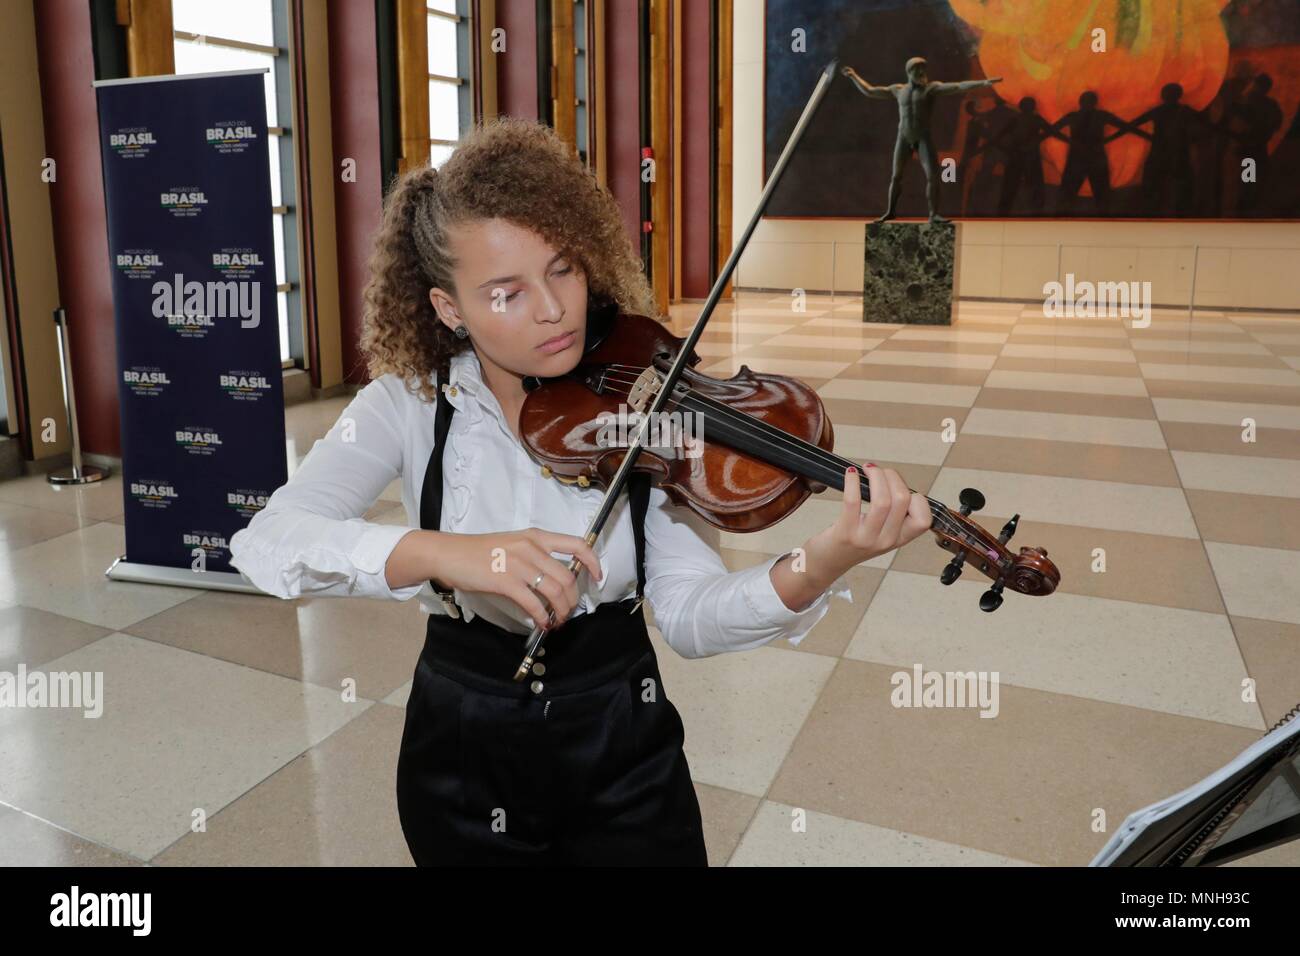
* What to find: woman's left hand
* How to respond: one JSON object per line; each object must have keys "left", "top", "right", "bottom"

{"left": 801, "top": 463, "right": 933, "bottom": 586}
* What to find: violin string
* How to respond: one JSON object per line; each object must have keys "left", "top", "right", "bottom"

{"left": 585, "top": 365, "right": 988, "bottom": 551}
{"left": 590, "top": 366, "right": 978, "bottom": 542}
{"left": 593, "top": 366, "right": 1000, "bottom": 557}
{"left": 594, "top": 364, "right": 955, "bottom": 516}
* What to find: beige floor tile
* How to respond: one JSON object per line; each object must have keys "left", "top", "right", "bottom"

{"left": 1130, "top": 338, "right": 1272, "bottom": 356}
{"left": 1002, "top": 343, "right": 1139, "bottom": 364}
{"left": 766, "top": 659, "right": 1263, "bottom": 864}
{"left": 983, "top": 369, "right": 1149, "bottom": 396}
{"left": 761, "top": 332, "right": 886, "bottom": 351}
{"left": 1231, "top": 616, "right": 1300, "bottom": 730}
{"left": 0, "top": 522, "right": 204, "bottom": 630}
{"left": 944, "top": 433, "right": 1180, "bottom": 486}
{"left": 0, "top": 604, "right": 112, "bottom": 672}
{"left": 729, "top": 800, "right": 1034, "bottom": 866}
{"left": 1161, "top": 421, "right": 1300, "bottom": 460}
{"left": 846, "top": 570, "right": 1262, "bottom": 728}
{"left": 860, "top": 350, "right": 998, "bottom": 370}
{"left": 975, "top": 388, "right": 1156, "bottom": 420}
{"left": 1144, "top": 378, "right": 1300, "bottom": 406}
{"left": 739, "top": 344, "right": 876, "bottom": 363}
{"left": 1152, "top": 396, "right": 1300, "bottom": 430}
{"left": 1140, "top": 362, "right": 1300, "bottom": 387}
{"left": 1184, "top": 490, "right": 1300, "bottom": 551}
{"left": 806, "top": 316, "right": 906, "bottom": 330}
{"left": 993, "top": 355, "right": 1147, "bottom": 378}
{"left": 647, "top": 627, "right": 836, "bottom": 796}
{"left": 153, "top": 702, "right": 410, "bottom": 865}
{"left": 125, "top": 588, "right": 427, "bottom": 700}
{"left": 819, "top": 377, "right": 981, "bottom": 408}
{"left": 1172, "top": 450, "right": 1300, "bottom": 498}
{"left": 821, "top": 397, "right": 972, "bottom": 433}
{"left": 889, "top": 328, "right": 1008, "bottom": 344}
{"left": 0, "top": 805, "right": 141, "bottom": 866}
{"left": 0, "top": 472, "right": 125, "bottom": 522}
{"left": 695, "top": 783, "right": 762, "bottom": 867}
{"left": 874, "top": 338, "right": 1003, "bottom": 354}
{"left": 0, "top": 501, "right": 88, "bottom": 552}
{"left": 1138, "top": 350, "right": 1292, "bottom": 369}
{"left": 837, "top": 362, "right": 989, "bottom": 386}
{"left": 0, "top": 633, "right": 368, "bottom": 860}
{"left": 1204, "top": 542, "right": 1300, "bottom": 626}
{"left": 1012, "top": 325, "right": 1131, "bottom": 340}
{"left": 960, "top": 407, "right": 1166, "bottom": 448}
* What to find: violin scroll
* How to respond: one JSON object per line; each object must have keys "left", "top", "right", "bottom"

{"left": 933, "top": 486, "right": 1059, "bottom": 611}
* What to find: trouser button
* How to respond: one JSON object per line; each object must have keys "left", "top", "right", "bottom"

{"left": 530, "top": 679, "right": 544, "bottom": 695}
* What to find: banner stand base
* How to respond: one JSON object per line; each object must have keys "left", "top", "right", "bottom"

{"left": 105, "top": 555, "right": 264, "bottom": 594}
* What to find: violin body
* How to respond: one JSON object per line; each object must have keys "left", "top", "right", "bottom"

{"left": 520, "top": 312, "right": 834, "bottom": 532}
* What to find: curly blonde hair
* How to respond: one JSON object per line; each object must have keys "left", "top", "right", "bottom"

{"left": 359, "top": 117, "right": 658, "bottom": 405}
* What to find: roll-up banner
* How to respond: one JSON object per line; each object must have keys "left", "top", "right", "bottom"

{"left": 94, "top": 69, "right": 286, "bottom": 592}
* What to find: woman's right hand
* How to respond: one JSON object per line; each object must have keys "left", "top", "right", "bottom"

{"left": 429, "top": 527, "right": 604, "bottom": 627}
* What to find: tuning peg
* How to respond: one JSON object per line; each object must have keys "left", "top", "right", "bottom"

{"left": 940, "top": 554, "right": 965, "bottom": 585}
{"left": 980, "top": 581, "right": 1005, "bottom": 612}
{"left": 959, "top": 487, "right": 985, "bottom": 516}
{"left": 998, "top": 513, "right": 1020, "bottom": 544}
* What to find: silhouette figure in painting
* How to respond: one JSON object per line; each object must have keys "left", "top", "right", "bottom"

{"left": 1226, "top": 74, "right": 1284, "bottom": 216}
{"left": 981, "top": 96, "right": 1068, "bottom": 215}
{"left": 1048, "top": 91, "right": 1145, "bottom": 216}
{"left": 1127, "top": 83, "right": 1214, "bottom": 217}
{"left": 841, "top": 57, "right": 1002, "bottom": 223}
{"left": 957, "top": 101, "right": 993, "bottom": 215}
{"left": 967, "top": 95, "right": 1018, "bottom": 215}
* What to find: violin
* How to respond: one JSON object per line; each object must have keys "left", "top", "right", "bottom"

{"left": 507, "top": 57, "right": 1057, "bottom": 683}
{"left": 521, "top": 308, "right": 1060, "bottom": 613}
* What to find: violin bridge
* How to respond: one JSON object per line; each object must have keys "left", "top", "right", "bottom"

{"left": 627, "top": 367, "right": 661, "bottom": 414}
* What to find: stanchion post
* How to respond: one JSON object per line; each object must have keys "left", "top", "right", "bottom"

{"left": 47, "top": 306, "right": 109, "bottom": 486}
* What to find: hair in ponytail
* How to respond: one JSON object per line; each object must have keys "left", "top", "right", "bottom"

{"left": 359, "top": 117, "right": 658, "bottom": 405}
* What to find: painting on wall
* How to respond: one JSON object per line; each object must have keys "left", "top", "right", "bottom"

{"left": 763, "top": 0, "right": 1300, "bottom": 219}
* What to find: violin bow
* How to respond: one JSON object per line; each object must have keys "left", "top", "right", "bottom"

{"left": 512, "top": 57, "right": 842, "bottom": 681}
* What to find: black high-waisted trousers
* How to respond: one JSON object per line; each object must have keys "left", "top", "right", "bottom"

{"left": 396, "top": 597, "right": 708, "bottom": 866}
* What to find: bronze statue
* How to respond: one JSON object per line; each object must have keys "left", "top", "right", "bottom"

{"left": 842, "top": 58, "right": 1002, "bottom": 223}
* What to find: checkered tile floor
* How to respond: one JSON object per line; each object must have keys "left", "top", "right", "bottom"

{"left": 1, "top": 292, "right": 1296, "bottom": 865}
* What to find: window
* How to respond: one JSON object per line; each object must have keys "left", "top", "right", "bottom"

{"left": 171, "top": 0, "right": 300, "bottom": 368}
{"left": 428, "top": 0, "right": 471, "bottom": 167}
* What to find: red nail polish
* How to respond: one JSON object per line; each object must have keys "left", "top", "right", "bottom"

{"left": 866, "top": 462, "right": 876, "bottom": 468}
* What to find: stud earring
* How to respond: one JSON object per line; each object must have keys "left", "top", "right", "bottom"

{"left": 453, "top": 326, "right": 469, "bottom": 340}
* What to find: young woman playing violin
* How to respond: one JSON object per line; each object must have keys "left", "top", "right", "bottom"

{"left": 229, "top": 116, "right": 933, "bottom": 866}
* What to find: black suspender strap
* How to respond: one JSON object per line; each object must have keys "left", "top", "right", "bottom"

{"left": 419, "top": 382, "right": 460, "bottom": 618}
{"left": 627, "top": 471, "right": 651, "bottom": 614}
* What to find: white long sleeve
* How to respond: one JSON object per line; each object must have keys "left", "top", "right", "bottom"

{"left": 228, "top": 377, "right": 426, "bottom": 603}
{"left": 641, "top": 486, "right": 853, "bottom": 659}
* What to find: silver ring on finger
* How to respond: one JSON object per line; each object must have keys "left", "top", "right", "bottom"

{"left": 527, "top": 575, "right": 556, "bottom": 625}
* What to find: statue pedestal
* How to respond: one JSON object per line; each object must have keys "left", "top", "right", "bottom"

{"left": 862, "top": 221, "right": 956, "bottom": 325}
